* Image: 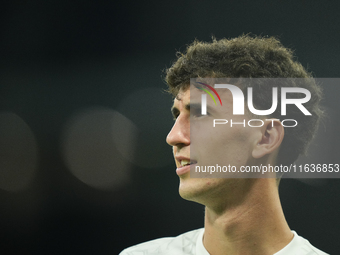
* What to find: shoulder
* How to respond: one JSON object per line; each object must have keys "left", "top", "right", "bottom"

{"left": 275, "top": 231, "right": 329, "bottom": 255}
{"left": 119, "top": 228, "right": 204, "bottom": 255}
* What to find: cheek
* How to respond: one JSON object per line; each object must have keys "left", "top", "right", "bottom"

{"left": 211, "top": 128, "right": 252, "bottom": 154}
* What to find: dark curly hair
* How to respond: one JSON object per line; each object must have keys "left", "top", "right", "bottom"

{"left": 165, "top": 35, "right": 323, "bottom": 167}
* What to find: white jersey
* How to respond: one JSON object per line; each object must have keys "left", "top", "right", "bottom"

{"left": 119, "top": 228, "right": 328, "bottom": 255}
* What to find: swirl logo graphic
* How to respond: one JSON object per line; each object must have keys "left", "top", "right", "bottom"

{"left": 195, "top": 82, "right": 222, "bottom": 106}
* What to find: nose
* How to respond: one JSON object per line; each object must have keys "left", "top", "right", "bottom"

{"left": 166, "top": 115, "right": 190, "bottom": 147}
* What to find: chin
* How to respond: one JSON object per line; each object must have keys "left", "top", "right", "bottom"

{"left": 178, "top": 177, "right": 242, "bottom": 206}
{"left": 178, "top": 177, "right": 216, "bottom": 204}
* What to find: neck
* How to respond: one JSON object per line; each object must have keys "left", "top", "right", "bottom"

{"left": 203, "top": 179, "right": 293, "bottom": 255}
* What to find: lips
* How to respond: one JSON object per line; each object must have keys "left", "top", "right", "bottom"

{"left": 175, "top": 156, "right": 197, "bottom": 175}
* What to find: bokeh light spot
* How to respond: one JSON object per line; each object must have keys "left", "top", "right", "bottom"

{"left": 61, "top": 107, "right": 137, "bottom": 190}
{"left": 0, "top": 112, "right": 39, "bottom": 192}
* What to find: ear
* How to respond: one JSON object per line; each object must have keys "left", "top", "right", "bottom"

{"left": 252, "top": 119, "right": 284, "bottom": 159}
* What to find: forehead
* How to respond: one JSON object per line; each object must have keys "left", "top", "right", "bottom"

{"left": 174, "top": 86, "right": 233, "bottom": 104}
{"left": 172, "top": 85, "right": 236, "bottom": 120}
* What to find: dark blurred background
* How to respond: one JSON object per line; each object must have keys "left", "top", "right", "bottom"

{"left": 0, "top": 0, "right": 339, "bottom": 254}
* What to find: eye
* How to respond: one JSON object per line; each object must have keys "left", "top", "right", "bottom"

{"left": 171, "top": 108, "right": 180, "bottom": 121}
{"left": 190, "top": 107, "right": 207, "bottom": 118}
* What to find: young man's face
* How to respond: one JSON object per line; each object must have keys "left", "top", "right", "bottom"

{"left": 166, "top": 86, "right": 264, "bottom": 205}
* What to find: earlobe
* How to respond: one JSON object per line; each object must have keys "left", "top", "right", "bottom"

{"left": 252, "top": 119, "right": 284, "bottom": 159}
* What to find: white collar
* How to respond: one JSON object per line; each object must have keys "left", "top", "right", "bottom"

{"left": 196, "top": 229, "right": 312, "bottom": 255}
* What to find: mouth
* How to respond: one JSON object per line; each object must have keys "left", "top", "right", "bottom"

{"left": 179, "top": 159, "right": 197, "bottom": 167}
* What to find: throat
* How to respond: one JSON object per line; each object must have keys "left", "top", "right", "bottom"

{"left": 202, "top": 180, "right": 292, "bottom": 255}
